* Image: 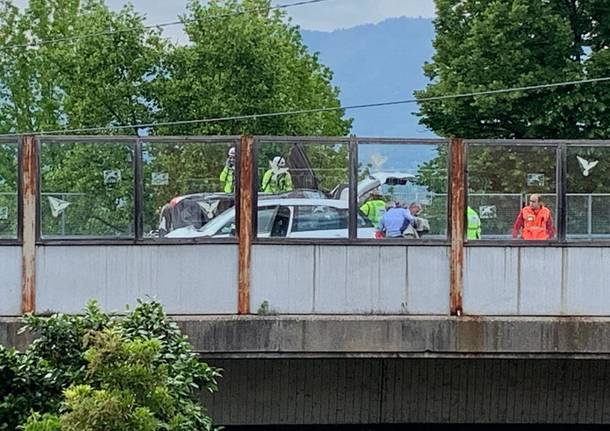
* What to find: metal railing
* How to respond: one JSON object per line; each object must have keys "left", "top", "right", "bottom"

{"left": 4, "top": 136, "right": 610, "bottom": 244}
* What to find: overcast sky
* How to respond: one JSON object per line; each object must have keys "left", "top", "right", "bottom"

{"left": 105, "top": 0, "right": 436, "bottom": 31}
{"left": 13, "top": 0, "right": 436, "bottom": 40}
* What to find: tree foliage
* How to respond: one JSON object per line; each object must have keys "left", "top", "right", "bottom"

{"left": 0, "top": 0, "right": 164, "bottom": 134}
{"left": 0, "top": 0, "right": 351, "bottom": 135}
{"left": 154, "top": 0, "right": 351, "bottom": 137}
{"left": 417, "top": 0, "right": 610, "bottom": 139}
{"left": 0, "top": 300, "right": 220, "bottom": 431}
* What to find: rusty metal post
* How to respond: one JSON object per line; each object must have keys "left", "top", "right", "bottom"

{"left": 449, "top": 138, "right": 465, "bottom": 316}
{"left": 238, "top": 135, "right": 254, "bottom": 314}
{"left": 21, "top": 135, "right": 38, "bottom": 314}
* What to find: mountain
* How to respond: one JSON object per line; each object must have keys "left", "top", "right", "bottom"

{"left": 301, "top": 17, "right": 436, "bottom": 138}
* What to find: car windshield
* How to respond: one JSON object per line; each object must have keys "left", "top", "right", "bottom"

{"left": 197, "top": 206, "right": 279, "bottom": 237}
{"left": 198, "top": 207, "right": 235, "bottom": 236}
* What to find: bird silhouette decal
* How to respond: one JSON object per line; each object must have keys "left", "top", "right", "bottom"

{"left": 370, "top": 153, "right": 387, "bottom": 169}
{"left": 198, "top": 200, "right": 220, "bottom": 220}
{"left": 48, "top": 196, "right": 71, "bottom": 218}
{"left": 576, "top": 156, "right": 599, "bottom": 176}
{"left": 479, "top": 205, "right": 497, "bottom": 219}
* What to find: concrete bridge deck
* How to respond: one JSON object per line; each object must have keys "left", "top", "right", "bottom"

{"left": 5, "top": 315, "right": 610, "bottom": 359}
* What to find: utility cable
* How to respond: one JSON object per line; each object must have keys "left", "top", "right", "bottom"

{"left": 26, "top": 75, "right": 610, "bottom": 136}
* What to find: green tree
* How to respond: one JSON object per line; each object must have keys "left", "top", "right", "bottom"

{"left": 0, "top": 0, "right": 165, "bottom": 134}
{"left": 0, "top": 300, "right": 220, "bottom": 431}
{"left": 144, "top": 0, "right": 352, "bottom": 219}
{"left": 416, "top": 0, "right": 587, "bottom": 139}
{"left": 154, "top": 0, "right": 351, "bottom": 137}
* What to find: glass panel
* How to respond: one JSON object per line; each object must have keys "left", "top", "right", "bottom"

{"left": 567, "top": 147, "right": 610, "bottom": 239}
{"left": 40, "top": 141, "right": 134, "bottom": 238}
{"left": 358, "top": 141, "right": 448, "bottom": 239}
{"left": 256, "top": 141, "right": 349, "bottom": 239}
{"left": 467, "top": 145, "right": 557, "bottom": 240}
{"left": 0, "top": 142, "right": 18, "bottom": 239}
{"left": 142, "top": 141, "right": 237, "bottom": 239}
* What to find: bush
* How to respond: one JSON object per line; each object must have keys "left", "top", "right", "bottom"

{"left": 0, "top": 300, "right": 221, "bottom": 431}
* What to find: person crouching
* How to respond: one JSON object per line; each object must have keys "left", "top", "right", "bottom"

{"left": 378, "top": 201, "right": 415, "bottom": 238}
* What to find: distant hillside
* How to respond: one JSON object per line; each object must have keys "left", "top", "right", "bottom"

{"left": 301, "top": 17, "right": 436, "bottom": 138}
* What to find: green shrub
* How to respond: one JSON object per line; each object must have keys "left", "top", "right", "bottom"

{"left": 0, "top": 300, "right": 221, "bottom": 431}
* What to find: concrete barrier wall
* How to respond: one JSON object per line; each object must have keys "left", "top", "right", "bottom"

{"left": 0, "top": 247, "right": 21, "bottom": 316}
{"left": 4, "top": 244, "right": 610, "bottom": 316}
{"left": 464, "top": 247, "right": 610, "bottom": 316}
{"left": 36, "top": 245, "right": 238, "bottom": 314}
{"left": 251, "top": 245, "right": 450, "bottom": 314}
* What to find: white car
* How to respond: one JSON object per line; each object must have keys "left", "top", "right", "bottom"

{"left": 165, "top": 198, "right": 377, "bottom": 239}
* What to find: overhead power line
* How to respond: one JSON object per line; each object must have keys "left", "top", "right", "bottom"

{"left": 2, "top": 0, "right": 336, "bottom": 50}
{"left": 23, "top": 76, "right": 610, "bottom": 136}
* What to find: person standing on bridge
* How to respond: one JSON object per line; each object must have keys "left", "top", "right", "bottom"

{"left": 512, "top": 193, "right": 555, "bottom": 240}
{"left": 219, "top": 147, "right": 236, "bottom": 193}
{"left": 360, "top": 191, "right": 386, "bottom": 226}
{"left": 261, "top": 156, "right": 293, "bottom": 193}
{"left": 467, "top": 206, "right": 481, "bottom": 240}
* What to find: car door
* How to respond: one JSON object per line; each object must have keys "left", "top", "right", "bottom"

{"left": 269, "top": 205, "right": 291, "bottom": 237}
{"left": 256, "top": 206, "right": 281, "bottom": 238}
{"left": 288, "top": 204, "right": 347, "bottom": 238}
{"left": 212, "top": 205, "right": 280, "bottom": 238}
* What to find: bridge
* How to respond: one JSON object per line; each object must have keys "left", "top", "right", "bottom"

{"left": 2, "top": 135, "right": 610, "bottom": 427}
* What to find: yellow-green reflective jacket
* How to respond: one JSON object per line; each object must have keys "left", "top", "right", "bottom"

{"left": 360, "top": 199, "right": 386, "bottom": 225}
{"left": 219, "top": 166, "right": 235, "bottom": 193}
{"left": 467, "top": 206, "right": 481, "bottom": 240}
{"left": 261, "top": 169, "right": 293, "bottom": 193}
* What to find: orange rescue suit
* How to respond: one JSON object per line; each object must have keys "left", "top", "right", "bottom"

{"left": 513, "top": 205, "right": 554, "bottom": 240}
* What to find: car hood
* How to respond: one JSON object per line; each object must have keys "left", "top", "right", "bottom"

{"left": 165, "top": 225, "right": 210, "bottom": 238}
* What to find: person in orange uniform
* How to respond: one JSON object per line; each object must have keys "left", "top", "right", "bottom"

{"left": 512, "top": 193, "right": 555, "bottom": 240}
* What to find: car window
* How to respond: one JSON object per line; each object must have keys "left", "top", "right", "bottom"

{"left": 270, "top": 206, "right": 291, "bottom": 237}
{"left": 257, "top": 206, "right": 279, "bottom": 235}
{"left": 292, "top": 205, "right": 346, "bottom": 232}
{"left": 217, "top": 216, "right": 236, "bottom": 235}
{"left": 198, "top": 207, "right": 235, "bottom": 236}
{"left": 357, "top": 211, "right": 373, "bottom": 228}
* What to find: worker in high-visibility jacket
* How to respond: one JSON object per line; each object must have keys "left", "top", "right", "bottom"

{"left": 219, "top": 147, "right": 236, "bottom": 193}
{"left": 261, "top": 156, "right": 293, "bottom": 193}
{"left": 467, "top": 206, "right": 481, "bottom": 240}
{"left": 512, "top": 193, "right": 555, "bottom": 240}
{"left": 360, "top": 192, "right": 386, "bottom": 226}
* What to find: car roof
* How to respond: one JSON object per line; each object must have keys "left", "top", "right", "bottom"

{"left": 257, "top": 198, "right": 348, "bottom": 208}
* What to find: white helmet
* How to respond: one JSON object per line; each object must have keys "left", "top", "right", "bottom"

{"left": 228, "top": 147, "right": 236, "bottom": 157}
{"left": 272, "top": 156, "right": 286, "bottom": 167}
